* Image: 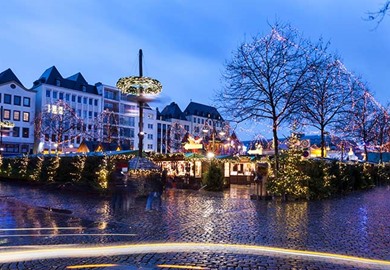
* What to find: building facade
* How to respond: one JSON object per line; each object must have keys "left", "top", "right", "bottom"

{"left": 0, "top": 69, "right": 36, "bottom": 155}
{"left": 156, "top": 101, "right": 231, "bottom": 154}
{"left": 32, "top": 66, "right": 102, "bottom": 153}
{"left": 0, "top": 67, "right": 230, "bottom": 156}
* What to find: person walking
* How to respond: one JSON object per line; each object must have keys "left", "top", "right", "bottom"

{"left": 145, "top": 173, "right": 164, "bottom": 211}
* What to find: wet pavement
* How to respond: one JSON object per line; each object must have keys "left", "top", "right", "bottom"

{"left": 0, "top": 181, "right": 389, "bottom": 269}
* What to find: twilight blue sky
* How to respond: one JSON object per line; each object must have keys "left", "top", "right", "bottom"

{"left": 1, "top": 0, "right": 389, "bottom": 140}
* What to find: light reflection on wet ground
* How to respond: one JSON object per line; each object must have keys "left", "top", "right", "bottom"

{"left": 0, "top": 181, "right": 389, "bottom": 266}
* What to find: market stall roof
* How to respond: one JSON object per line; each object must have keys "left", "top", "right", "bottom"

{"left": 128, "top": 157, "right": 161, "bottom": 170}
{"left": 184, "top": 153, "right": 205, "bottom": 159}
{"left": 215, "top": 154, "right": 239, "bottom": 160}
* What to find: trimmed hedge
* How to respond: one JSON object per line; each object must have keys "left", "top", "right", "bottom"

{"left": 267, "top": 159, "right": 390, "bottom": 200}
{"left": 0, "top": 154, "right": 129, "bottom": 193}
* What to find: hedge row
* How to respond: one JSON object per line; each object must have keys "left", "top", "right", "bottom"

{"left": 0, "top": 154, "right": 129, "bottom": 192}
{"left": 267, "top": 159, "right": 390, "bottom": 200}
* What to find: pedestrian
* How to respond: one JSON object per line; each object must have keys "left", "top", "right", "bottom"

{"left": 145, "top": 173, "right": 164, "bottom": 211}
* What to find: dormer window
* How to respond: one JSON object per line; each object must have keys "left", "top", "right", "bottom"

{"left": 56, "top": 79, "right": 61, "bottom": 86}
{"left": 82, "top": 85, "right": 87, "bottom": 92}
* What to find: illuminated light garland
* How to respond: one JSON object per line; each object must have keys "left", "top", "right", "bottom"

{"left": 0, "top": 120, "right": 15, "bottom": 128}
{"left": 116, "top": 76, "right": 162, "bottom": 95}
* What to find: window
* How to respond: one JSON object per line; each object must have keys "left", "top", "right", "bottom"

{"left": 14, "top": 95, "right": 21, "bottom": 106}
{"left": 23, "top": 112, "right": 30, "bottom": 122}
{"left": 65, "top": 93, "right": 70, "bottom": 101}
{"left": 147, "top": 134, "right": 153, "bottom": 140}
{"left": 56, "top": 79, "right": 61, "bottom": 86}
{"left": 21, "top": 145, "right": 29, "bottom": 154}
{"left": 147, "top": 124, "right": 153, "bottom": 129}
{"left": 82, "top": 85, "right": 87, "bottom": 92}
{"left": 129, "top": 129, "right": 135, "bottom": 138}
{"left": 77, "top": 96, "right": 82, "bottom": 103}
{"left": 22, "top": 127, "right": 29, "bottom": 138}
{"left": 0, "top": 93, "right": 2, "bottom": 102}
{"left": 72, "top": 95, "right": 76, "bottom": 102}
{"left": 129, "top": 117, "right": 135, "bottom": 127}
{"left": 193, "top": 117, "right": 196, "bottom": 123}
{"left": 6, "top": 144, "right": 19, "bottom": 153}
{"left": 59, "top": 92, "right": 64, "bottom": 100}
{"left": 94, "top": 99, "right": 98, "bottom": 106}
{"left": 13, "top": 110, "right": 20, "bottom": 121}
{"left": 4, "top": 94, "right": 11, "bottom": 104}
{"left": 94, "top": 112, "right": 97, "bottom": 118}
{"left": 83, "top": 97, "right": 87, "bottom": 104}
{"left": 184, "top": 125, "right": 189, "bottom": 131}
{"left": 88, "top": 111, "right": 92, "bottom": 118}
{"left": 89, "top": 98, "right": 93, "bottom": 105}
{"left": 46, "top": 90, "right": 51, "bottom": 98}
{"left": 3, "top": 109, "right": 10, "bottom": 120}
{"left": 23, "top": 97, "right": 30, "bottom": 107}
{"left": 148, "top": 114, "right": 153, "bottom": 119}
{"left": 12, "top": 127, "right": 19, "bottom": 137}
{"left": 53, "top": 91, "right": 58, "bottom": 99}
{"left": 147, "top": 144, "right": 153, "bottom": 150}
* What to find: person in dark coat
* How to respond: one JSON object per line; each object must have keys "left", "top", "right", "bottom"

{"left": 145, "top": 173, "right": 164, "bottom": 211}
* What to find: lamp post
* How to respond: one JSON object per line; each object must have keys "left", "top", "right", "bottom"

{"left": 117, "top": 49, "right": 162, "bottom": 158}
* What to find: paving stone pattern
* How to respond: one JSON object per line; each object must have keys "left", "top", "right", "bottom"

{"left": 0, "top": 181, "right": 389, "bottom": 269}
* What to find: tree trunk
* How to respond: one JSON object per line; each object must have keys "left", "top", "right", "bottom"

{"left": 320, "top": 127, "right": 325, "bottom": 158}
{"left": 364, "top": 144, "right": 368, "bottom": 162}
{"left": 272, "top": 123, "right": 279, "bottom": 174}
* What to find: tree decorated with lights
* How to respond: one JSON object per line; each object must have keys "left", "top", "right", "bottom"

{"left": 88, "top": 109, "right": 120, "bottom": 143}
{"left": 373, "top": 105, "right": 390, "bottom": 163}
{"left": 96, "top": 155, "right": 109, "bottom": 189}
{"left": 169, "top": 121, "right": 187, "bottom": 153}
{"left": 69, "top": 154, "right": 87, "bottom": 183}
{"left": 218, "top": 22, "right": 324, "bottom": 172}
{"left": 299, "top": 52, "right": 355, "bottom": 158}
{"left": 344, "top": 86, "right": 380, "bottom": 160}
{"left": 34, "top": 100, "right": 84, "bottom": 153}
{"left": 30, "top": 155, "right": 43, "bottom": 181}
{"left": 46, "top": 155, "right": 60, "bottom": 182}
{"left": 268, "top": 132, "right": 310, "bottom": 200}
{"left": 18, "top": 155, "right": 29, "bottom": 179}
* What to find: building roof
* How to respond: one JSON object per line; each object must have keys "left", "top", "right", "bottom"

{"left": 158, "top": 102, "right": 187, "bottom": 120}
{"left": 32, "top": 66, "right": 98, "bottom": 95}
{"left": 77, "top": 140, "right": 124, "bottom": 153}
{"left": 183, "top": 101, "right": 223, "bottom": 121}
{"left": 0, "top": 68, "right": 24, "bottom": 87}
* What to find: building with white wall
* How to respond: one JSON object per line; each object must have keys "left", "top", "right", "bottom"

{"left": 32, "top": 66, "right": 102, "bottom": 153}
{"left": 156, "top": 101, "right": 231, "bottom": 154}
{"left": 0, "top": 67, "right": 231, "bottom": 156}
{"left": 0, "top": 69, "right": 36, "bottom": 155}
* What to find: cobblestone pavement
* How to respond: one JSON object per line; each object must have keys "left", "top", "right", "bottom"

{"left": 0, "top": 181, "right": 389, "bottom": 269}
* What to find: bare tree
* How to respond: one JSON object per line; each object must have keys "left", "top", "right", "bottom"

{"left": 345, "top": 87, "right": 380, "bottom": 160}
{"left": 299, "top": 55, "right": 355, "bottom": 158}
{"left": 374, "top": 105, "right": 390, "bottom": 163}
{"left": 366, "top": 1, "right": 390, "bottom": 25}
{"left": 217, "top": 22, "right": 321, "bottom": 171}
{"left": 169, "top": 121, "right": 187, "bottom": 153}
{"left": 87, "top": 109, "right": 119, "bottom": 143}
{"left": 34, "top": 100, "right": 84, "bottom": 153}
